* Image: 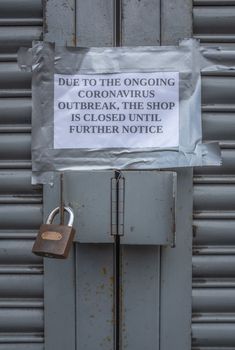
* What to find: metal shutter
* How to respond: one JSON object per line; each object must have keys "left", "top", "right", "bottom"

{"left": 0, "top": 1, "right": 43, "bottom": 349}
{"left": 193, "top": 1, "right": 235, "bottom": 349}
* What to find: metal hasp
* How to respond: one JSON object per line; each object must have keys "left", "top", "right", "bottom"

{"left": 44, "top": 169, "right": 192, "bottom": 350}
{"left": 63, "top": 170, "right": 176, "bottom": 245}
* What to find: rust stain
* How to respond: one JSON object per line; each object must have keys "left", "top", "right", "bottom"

{"left": 101, "top": 267, "right": 107, "bottom": 275}
{"left": 72, "top": 33, "right": 76, "bottom": 47}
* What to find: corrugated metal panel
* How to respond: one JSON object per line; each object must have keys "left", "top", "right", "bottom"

{"left": 193, "top": 3, "right": 235, "bottom": 349}
{"left": 194, "top": 3, "right": 235, "bottom": 42}
{"left": 0, "top": 1, "right": 43, "bottom": 349}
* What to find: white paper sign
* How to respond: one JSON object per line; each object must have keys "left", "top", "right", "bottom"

{"left": 54, "top": 72, "right": 179, "bottom": 149}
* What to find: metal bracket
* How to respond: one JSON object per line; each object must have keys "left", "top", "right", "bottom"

{"left": 111, "top": 172, "right": 125, "bottom": 236}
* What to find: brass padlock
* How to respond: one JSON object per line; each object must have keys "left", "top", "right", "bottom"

{"left": 32, "top": 206, "right": 75, "bottom": 259}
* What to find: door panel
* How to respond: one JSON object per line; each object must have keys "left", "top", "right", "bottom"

{"left": 121, "top": 246, "right": 160, "bottom": 350}
{"left": 44, "top": 2, "right": 193, "bottom": 350}
{"left": 64, "top": 171, "right": 114, "bottom": 243}
{"left": 76, "top": 244, "right": 114, "bottom": 349}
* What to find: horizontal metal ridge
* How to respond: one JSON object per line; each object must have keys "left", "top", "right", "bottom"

{"left": 0, "top": 333, "right": 43, "bottom": 343}
{"left": 193, "top": 287, "right": 235, "bottom": 312}
{"left": 194, "top": 175, "right": 235, "bottom": 184}
{"left": 0, "top": 54, "right": 17, "bottom": 62}
{"left": 0, "top": 26, "right": 42, "bottom": 53}
{"left": 194, "top": 149, "right": 235, "bottom": 175}
{"left": 0, "top": 230, "right": 37, "bottom": 239}
{"left": 0, "top": 133, "right": 31, "bottom": 160}
{"left": 193, "top": 218, "right": 235, "bottom": 246}
{"left": 194, "top": 0, "right": 235, "bottom": 4}
{"left": 0, "top": 196, "right": 42, "bottom": 204}
{"left": 0, "top": 125, "right": 31, "bottom": 133}
{"left": 0, "top": 204, "right": 42, "bottom": 229}
{"left": 194, "top": 184, "right": 235, "bottom": 211}
{"left": 202, "top": 71, "right": 235, "bottom": 77}
{"left": 192, "top": 347, "right": 235, "bottom": 350}
{"left": 0, "top": 274, "right": 43, "bottom": 298}
{"left": 0, "top": 0, "right": 42, "bottom": 17}
{"left": 0, "top": 299, "right": 43, "bottom": 308}
{"left": 194, "top": 6, "right": 235, "bottom": 37}
{"left": 193, "top": 313, "right": 235, "bottom": 323}
{"left": 0, "top": 90, "right": 31, "bottom": 97}
{"left": 202, "top": 105, "right": 235, "bottom": 112}
{"left": 194, "top": 34, "right": 235, "bottom": 42}
{"left": 194, "top": 211, "right": 235, "bottom": 219}
{"left": 193, "top": 278, "right": 235, "bottom": 288}
{"left": 218, "top": 141, "right": 235, "bottom": 148}
{"left": 193, "top": 246, "right": 235, "bottom": 255}
{"left": 202, "top": 112, "right": 235, "bottom": 144}
{"left": 0, "top": 98, "right": 31, "bottom": 124}
{"left": 0, "top": 161, "right": 32, "bottom": 169}
{"left": 0, "top": 266, "right": 43, "bottom": 274}
{"left": 0, "top": 170, "right": 40, "bottom": 194}
{"left": 192, "top": 322, "right": 235, "bottom": 346}
{"left": 0, "top": 308, "right": 43, "bottom": 331}
{"left": 200, "top": 42, "right": 235, "bottom": 48}
{"left": 0, "top": 195, "right": 42, "bottom": 204}
{"left": 193, "top": 255, "right": 235, "bottom": 277}
{"left": 0, "top": 19, "right": 42, "bottom": 25}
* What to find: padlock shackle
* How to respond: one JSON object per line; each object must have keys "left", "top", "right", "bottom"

{"left": 46, "top": 206, "right": 74, "bottom": 226}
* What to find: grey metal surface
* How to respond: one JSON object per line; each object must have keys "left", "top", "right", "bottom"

{"left": 75, "top": 244, "right": 114, "bottom": 349}
{"left": 0, "top": 63, "right": 31, "bottom": 89}
{"left": 160, "top": 168, "right": 193, "bottom": 350}
{"left": 76, "top": 0, "right": 114, "bottom": 46}
{"left": 42, "top": 2, "right": 193, "bottom": 350}
{"left": 202, "top": 112, "right": 235, "bottom": 141}
{"left": 193, "top": 219, "right": 235, "bottom": 245}
{"left": 193, "top": 288, "right": 235, "bottom": 312}
{"left": 195, "top": 0, "right": 235, "bottom": 3}
{"left": 194, "top": 6, "right": 235, "bottom": 35}
{"left": 0, "top": 1, "right": 44, "bottom": 349}
{"left": 121, "top": 246, "right": 160, "bottom": 350}
{"left": 44, "top": 0, "right": 75, "bottom": 46}
{"left": 122, "top": 0, "right": 160, "bottom": 46}
{"left": 160, "top": 4, "right": 193, "bottom": 350}
{"left": 44, "top": 174, "right": 76, "bottom": 350}
{"left": 0, "top": 27, "right": 42, "bottom": 54}
{"left": 0, "top": 0, "right": 42, "bottom": 19}
{"left": 195, "top": 149, "right": 235, "bottom": 175}
{"left": 0, "top": 205, "right": 42, "bottom": 229}
{"left": 0, "top": 134, "right": 31, "bottom": 160}
{"left": 202, "top": 76, "right": 235, "bottom": 105}
{"left": 161, "top": 0, "right": 192, "bottom": 45}
{"left": 0, "top": 274, "right": 43, "bottom": 297}
{"left": 63, "top": 170, "right": 175, "bottom": 245}
{"left": 192, "top": 323, "right": 235, "bottom": 347}
{"left": 0, "top": 98, "right": 31, "bottom": 124}
{"left": 63, "top": 171, "right": 114, "bottom": 243}
{"left": 0, "top": 239, "right": 41, "bottom": 264}
{"left": 44, "top": 2, "right": 115, "bottom": 350}
{"left": 0, "top": 308, "right": 43, "bottom": 331}
{"left": 0, "top": 170, "right": 40, "bottom": 194}
{"left": 194, "top": 184, "right": 235, "bottom": 210}
{"left": 193, "top": 1, "right": 235, "bottom": 347}
{"left": 0, "top": 346, "right": 44, "bottom": 350}
{"left": 120, "top": 171, "right": 175, "bottom": 245}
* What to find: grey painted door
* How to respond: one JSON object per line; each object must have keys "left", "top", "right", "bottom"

{"left": 44, "top": 1, "right": 193, "bottom": 350}
{"left": 44, "top": 169, "right": 191, "bottom": 350}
